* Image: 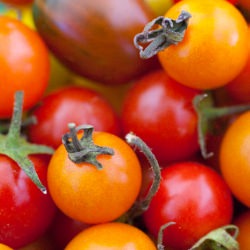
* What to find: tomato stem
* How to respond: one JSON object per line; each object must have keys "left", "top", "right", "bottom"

{"left": 157, "top": 222, "right": 176, "bottom": 250}
{"left": 0, "top": 91, "right": 54, "bottom": 194}
{"left": 62, "top": 123, "right": 114, "bottom": 169}
{"left": 133, "top": 10, "right": 191, "bottom": 59}
{"left": 125, "top": 132, "right": 161, "bottom": 220}
{"left": 190, "top": 225, "right": 239, "bottom": 249}
{"left": 193, "top": 92, "right": 250, "bottom": 159}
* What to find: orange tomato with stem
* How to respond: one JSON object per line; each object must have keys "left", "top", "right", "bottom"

{"left": 220, "top": 111, "right": 250, "bottom": 207}
{"left": 65, "top": 222, "right": 157, "bottom": 250}
{"left": 47, "top": 124, "right": 142, "bottom": 224}
{"left": 157, "top": 0, "right": 249, "bottom": 90}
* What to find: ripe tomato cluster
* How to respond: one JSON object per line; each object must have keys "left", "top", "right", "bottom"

{"left": 1, "top": 0, "right": 250, "bottom": 249}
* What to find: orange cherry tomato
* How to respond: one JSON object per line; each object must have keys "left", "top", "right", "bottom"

{"left": 158, "top": 0, "right": 249, "bottom": 90}
{"left": 0, "top": 244, "right": 13, "bottom": 250}
{"left": 0, "top": 16, "right": 50, "bottom": 118}
{"left": 220, "top": 111, "right": 250, "bottom": 207}
{"left": 47, "top": 130, "right": 142, "bottom": 224}
{"left": 233, "top": 210, "right": 250, "bottom": 249}
{"left": 65, "top": 222, "right": 157, "bottom": 250}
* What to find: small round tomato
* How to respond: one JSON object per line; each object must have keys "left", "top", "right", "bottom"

{"left": 220, "top": 111, "right": 250, "bottom": 207}
{"left": 47, "top": 130, "right": 142, "bottom": 224}
{"left": 0, "top": 16, "right": 50, "bottom": 118}
{"left": 142, "top": 161, "right": 233, "bottom": 250}
{"left": 27, "top": 86, "right": 121, "bottom": 149}
{"left": 233, "top": 210, "right": 250, "bottom": 249}
{"left": 121, "top": 70, "right": 200, "bottom": 165}
{"left": 0, "top": 154, "right": 57, "bottom": 249}
{"left": 158, "top": 0, "right": 248, "bottom": 90}
{"left": 65, "top": 222, "right": 157, "bottom": 250}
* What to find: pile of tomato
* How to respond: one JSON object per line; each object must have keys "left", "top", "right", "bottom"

{"left": 1, "top": 0, "right": 250, "bottom": 249}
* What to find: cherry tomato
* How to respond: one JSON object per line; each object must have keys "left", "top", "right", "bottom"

{"left": 32, "top": 0, "right": 160, "bottom": 85}
{"left": 158, "top": 0, "right": 248, "bottom": 90}
{"left": 220, "top": 111, "right": 250, "bottom": 207}
{"left": 65, "top": 222, "right": 157, "bottom": 250}
{"left": 47, "top": 130, "right": 142, "bottom": 224}
{"left": 121, "top": 70, "right": 200, "bottom": 165}
{"left": 142, "top": 161, "right": 233, "bottom": 250}
{"left": 0, "top": 16, "right": 50, "bottom": 118}
{"left": 27, "top": 86, "right": 121, "bottom": 149}
{"left": 0, "top": 154, "right": 57, "bottom": 249}
{"left": 233, "top": 210, "right": 250, "bottom": 249}
{"left": 144, "top": 0, "right": 173, "bottom": 16}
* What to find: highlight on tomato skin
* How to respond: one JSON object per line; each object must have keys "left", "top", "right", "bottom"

{"left": 121, "top": 69, "right": 201, "bottom": 165}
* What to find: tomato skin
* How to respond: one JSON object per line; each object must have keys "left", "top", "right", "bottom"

{"left": 225, "top": 25, "right": 250, "bottom": 103}
{"left": 233, "top": 210, "right": 250, "bottom": 249}
{"left": 121, "top": 70, "right": 200, "bottom": 165}
{"left": 0, "top": 16, "right": 50, "bottom": 118}
{"left": 32, "top": 0, "right": 159, "bottom": 85}
{"left": 65, "top": 222, "right": 157, "bottom": 250}
{"left": 142, "top": 161, "right": 233, "bottom": 250}
{"left": 0, "top": 244, "right": 13, "bottom": 250}
{"left": 0, "top": 154, "right": 57, "bottom": 249}
{"left": 220, "top": 111, "right": 250, "bottom": 207}
{"left": 27, "top": 86, "right": 121, "bottom": 149}
{"left": 47, "top": 131, "right": 142, "bottom": 224}
{"left": 158, "top": 0, "right": 248, "bottom": 90}
{"left": 173, "top": 0, "right": 238, "bottom": 4}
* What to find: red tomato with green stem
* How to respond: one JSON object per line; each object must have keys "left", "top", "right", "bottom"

{"left": 121, "top": 70, "right": 201, "bottom": 165}
{"left": 142, "top": 161, "right": 234, "bottom": 250}
{"left": 0, "top": 154, "right": 57, "bottom": 249}
{"left": 0, "top": 16, "right": 50, "bottom": 118}
{"left": 27, "top": 86, "right": 121, "bottom": 149}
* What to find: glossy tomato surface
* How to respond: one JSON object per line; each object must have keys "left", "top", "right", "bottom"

{"left": 27, "top": 86, "right": 121, "bottom": 149}
{"left": 47, "top": 131, "right": 142, "bottom": 224}
{"left": 32, "top": 0, "right": 159, "bottom": 85}
{"left": 158, "top": 0, "right": 248, "bottom": 90}
{"left": 220, "top": 111, "right": 250, "bottom": 207}
{"left": 0, "top": 154, "right": 57, "bottom": 249}
{"left": 65, "top": 222, "right": 157, "bottom": 250}
{"left": 142, "top": 161, "right": 233, "bottom": 250}
{"left": 0, "top": 16, "right": 50, "bottom": 118}
{"left": 121, "top": 70, "right": 200, "bottom": 165}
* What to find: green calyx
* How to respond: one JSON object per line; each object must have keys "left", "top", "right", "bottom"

{"left": 0, "top": 91, "right": 54, "bottom": 194}
{"left": 193, "top": 92, "right": 250, "bottom": 159}
{"left": 134, "top": 10, "right": 191, "bottom": 59}
{"left": 62, "top": 123, "right": 114, "bottom": 169}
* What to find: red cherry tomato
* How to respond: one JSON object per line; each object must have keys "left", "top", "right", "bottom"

{"left": 27, "top": 86, "right": 121, "bottom": 149}
{"left": 0, "top": 154, "right": 57, "bottom": 249}
{"left": 0, "top": 16, "right": 50, "bottom": 118}
{"left": 121, "top": 70, "right": 200, "bottom": 164}
{"left": 142, "top": 161, "right": 233, "bottom": 250}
